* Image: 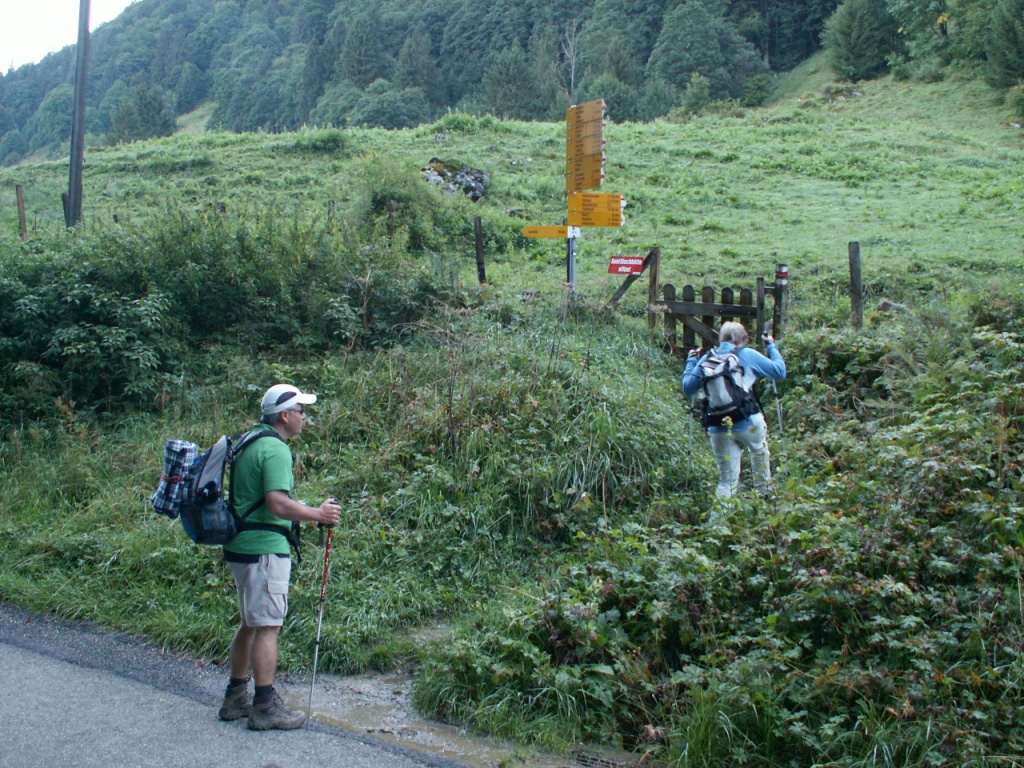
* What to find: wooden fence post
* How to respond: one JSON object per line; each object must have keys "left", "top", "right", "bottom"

{"left": 663, "top": 283, "right": 677, "bottom": 352}
{"left": 756, "top": 277, "right": 766, "bottom": 342}
{"left": 473, "top": 216, "right": 486, "bottom": 284}
{"left": 773, "top": 264, "right": 789, "bottom": 339}
{"left": 849, "top": 243, "right": 863, "bottom": 329}
{"left": 16, "top": 184, "right": 27, "bottom": 240}
{"left": 682, "top": 284, "right": 696, "bottom": 350}
{"left": 647, "top": 247, "right": 661, "bottom": 329}
{"left": 721, "top": 287, "right": 735, "bottom": 323}
{"left": 701, "top": 285, "right": 715, "bottom": 346}
{"left": 740, "top": 287, "right": 753, "bottom": 335}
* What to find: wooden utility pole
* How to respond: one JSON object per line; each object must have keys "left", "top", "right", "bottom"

{"left": 473, "top": 216, "right": 486, "bottom": 284}
{"left": 16, "top": 184, "right": 27, "bottom": 240}
{"left": 848, "top": 243, "right": 863, "bottom": 329}
{"left": 66, "top": 0, "right": 91, "bottom": 229}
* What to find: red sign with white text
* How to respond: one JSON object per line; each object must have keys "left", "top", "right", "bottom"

{"left": 607, "top": 255, "right": 645, "bottom": 275}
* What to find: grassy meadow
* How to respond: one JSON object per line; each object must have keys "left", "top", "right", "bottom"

{"left": 1, "top": 61, "right": 1023, "bottom": 766}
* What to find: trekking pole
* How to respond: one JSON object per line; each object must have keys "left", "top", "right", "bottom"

{"left": 770, "top": 380, "right": 785, "bottom": 453}
{"left": 307, "top": 522, "right": 334, "bottom": 725}
{"left": 687, "top": 396, "right": 695, "bottom": 473}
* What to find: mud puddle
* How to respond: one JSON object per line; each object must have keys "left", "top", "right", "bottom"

{"left": 289, "top": 669, "right": 639, "bottom": 768}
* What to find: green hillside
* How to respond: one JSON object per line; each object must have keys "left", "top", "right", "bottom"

{"left": 1, "top": 73, "right": 1023, "bottom": 766}
{"left": 3, "top": 0, "right": 1023, "bottom": 167}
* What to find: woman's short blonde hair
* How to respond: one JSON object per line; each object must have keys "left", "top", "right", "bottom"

{"left": 719, "top": 321, "right": 749, "bottom": 347}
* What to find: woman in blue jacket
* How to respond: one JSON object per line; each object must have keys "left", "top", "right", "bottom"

{"left": 682, "top": 321, "right": 786, "bottom": 500}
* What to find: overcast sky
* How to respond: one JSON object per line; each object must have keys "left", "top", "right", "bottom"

{"left": 2, "top": 0, "right": 137, "bottom": 71}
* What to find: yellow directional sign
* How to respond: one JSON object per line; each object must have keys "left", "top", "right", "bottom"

{"left": 522, "top": 225, "right": 569, "bottom": 239}
{"left": 566, "top": 132, "right": 605, "bottom": 157}
{"left": 566, "top": 153, "right": 605, "bottom": 175}
{"left": 574, "top": 211, "right": 623, "bottom": 227}
{"left": 568, "top": 99, "right": 606, "bottom": 123}
{"left": 566, "top": 167, "right": 604, "bottom": 194}
{"left": 568, "top": 192, "right": 624, "bottom": 227}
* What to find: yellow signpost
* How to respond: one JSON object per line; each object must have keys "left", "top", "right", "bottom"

{"left": 523, "top": 98, "right": 624, "bottom": 288}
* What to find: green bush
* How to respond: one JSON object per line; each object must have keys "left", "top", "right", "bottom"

{"left": 1007, "top": 82, "right": 1024, "bottom": 119}
{"left": 0, "top": 204, "right": 468, "bottom": 418}
{"left": 290, "top": 128, "right": 353, "bottom": 156}
{"left": 741, "top": 73, "right": 774, "bottom": 107}
{"left": 431, "top": 111, "right": 479, "bottom": 134}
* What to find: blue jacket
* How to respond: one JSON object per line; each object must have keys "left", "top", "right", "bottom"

{"left": 682, "top": 341, "right": 786, "bottom": 431}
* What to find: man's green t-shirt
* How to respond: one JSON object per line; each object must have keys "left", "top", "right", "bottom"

{"left": 223, "top": 424, "right": 293, "bottom": 557}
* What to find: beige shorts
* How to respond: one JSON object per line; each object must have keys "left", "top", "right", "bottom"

{"left": 229, "top": 555, "right": 291, "bottom": 627}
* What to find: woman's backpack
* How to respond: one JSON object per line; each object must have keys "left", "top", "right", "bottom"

{"left": 696, "top": 352, "right": 761, "bottom": 427}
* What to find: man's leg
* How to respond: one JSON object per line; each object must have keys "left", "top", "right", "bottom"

{"left": 250, "top": 626, "right": 281, "bottom": 687}
{"left": 219, "top": 591, "right": 256, "bottom": 721}
{"left": 229, "top": 622, "right": 255, "bottom": 679}
{"left": 245, "top": 556, "right": 305, "bottom": 731}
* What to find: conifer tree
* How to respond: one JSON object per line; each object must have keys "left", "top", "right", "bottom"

{"left": 647, "top": 2, "right": 731, "bottom": 98}
{"left": 106, "top": 84, "right": 176, "bottom": 144}
{"left": 478, "top": 45, "right": 539, "bottom": 120}
{"left": 825, "top": 0, "right": 904, "bottom": 81}
{"left": 339, "top": 11, "right": 384, "bottom": 89}
{"left": 394, "top": 27, "right": 447, "bottom": 108}
{"left": 985, "top": 0, "right": 1024, "bottom": 88}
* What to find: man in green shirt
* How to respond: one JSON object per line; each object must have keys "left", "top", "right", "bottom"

{"left": 218, "top": 383, "right": 341, "bottom": 730}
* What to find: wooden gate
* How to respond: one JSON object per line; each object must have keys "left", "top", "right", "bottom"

{"left": 655, "top": 264, "right": 789, "bottom": 354}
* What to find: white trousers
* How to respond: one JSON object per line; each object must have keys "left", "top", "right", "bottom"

{"left": 708, "top": 412, "right": 771, "bottom": 499}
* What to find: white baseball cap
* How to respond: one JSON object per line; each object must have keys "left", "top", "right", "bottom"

{"left": 261, "top": 384, "right": 317, "bottom": 416}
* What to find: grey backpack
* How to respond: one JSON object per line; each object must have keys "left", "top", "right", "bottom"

{"left": 697, "top": 352, "right": 760, "bottom": 427}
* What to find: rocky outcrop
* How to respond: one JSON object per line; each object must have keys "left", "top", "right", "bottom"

{"left": 422, "top": 158, "right": 489, "bottom": 201}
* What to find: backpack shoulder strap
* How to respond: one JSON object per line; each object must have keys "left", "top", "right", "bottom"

{"left": 228, "top": 429, "right": 287, "bottom": 521}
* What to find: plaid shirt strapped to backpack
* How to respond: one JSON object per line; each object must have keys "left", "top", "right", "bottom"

{"left": 151, "top": 439, "right": 199, "bottom": 519}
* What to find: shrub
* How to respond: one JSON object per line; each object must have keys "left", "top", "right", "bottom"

{"left": 1007, "top": 82, "right": 1024, "bottom": 119}
{"left": 680, "top": 73, "right": 711, "bottom": 118}
{"left": 415, "top": 300, "right": 1024, "bottom": 763}
{"left": 290, "top": 128, "right": 353, "bottom": 155}
{"left": 431, "top": 111, "right": 479, "bottom": 134}
{"left": 741, "top": 73, "right": 774, "bottom": 107}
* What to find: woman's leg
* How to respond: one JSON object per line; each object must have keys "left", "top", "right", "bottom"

{"left": 736, "top": 413, "right": 772, "bottom": 495}
{"left": 708, "top": 430, "right": 742, "bottom": 498}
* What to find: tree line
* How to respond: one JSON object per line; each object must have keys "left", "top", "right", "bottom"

{"left": 1, "top": 0, "right": 1023, "bottom": 165}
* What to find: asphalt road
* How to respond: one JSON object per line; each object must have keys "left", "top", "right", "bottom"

{"left": 0, "top": 603, "right": 467, "bottom": 768}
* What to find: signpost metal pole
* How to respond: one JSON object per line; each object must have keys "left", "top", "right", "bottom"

{"left": 566, "top": 235, "right": 577, "bottom": 289}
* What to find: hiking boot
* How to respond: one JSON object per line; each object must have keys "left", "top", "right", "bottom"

{"left": 247, "top": 690, "right": 306, "bottom": 731}
{"left": 218, "top": 683, "right": 252, "bottom": 721}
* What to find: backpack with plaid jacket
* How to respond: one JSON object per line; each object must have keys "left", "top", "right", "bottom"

{"left": 152, "top": 430, "right": 295, "bottom": 547}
